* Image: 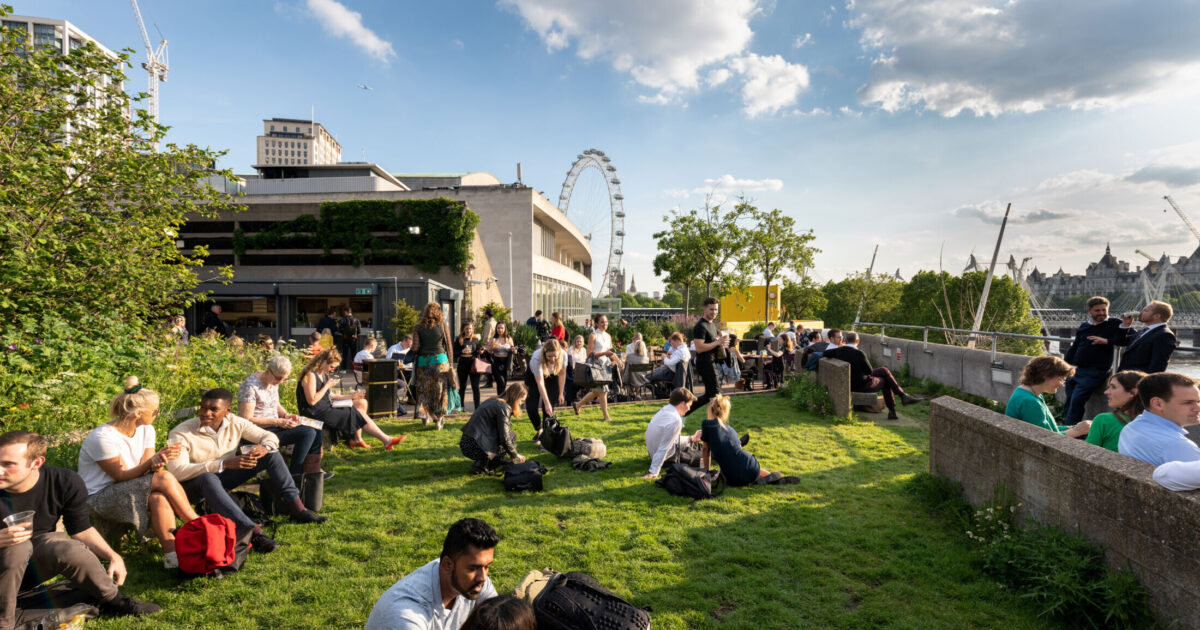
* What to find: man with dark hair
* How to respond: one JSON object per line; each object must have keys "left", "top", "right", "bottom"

{"left": 687, "top": 297, "right": 729, "bottom": 416}
{"left": 338, "top": 306, "right": 362, "bottom": 371}
{"left": 803, "top": 329, "right": 842, "bottom": 371}
{"left": 365, "top": 518, "right": 500, "bottom": 629}
{"left": 1117, "top": 300, "right": 1178, "bottom": 374}
{"left": 1062, "top": 296, "right": 1128, "bottom": 425}
{"left": 167, "top": 389, "right": 328, "bottom": 554}
{"left": 761, "top": 322, "right": 776, "bottom": 339}
{"left": 315, "top": 307, "right": 339, "bottom": 337}
{"left": 1118, "top": 372, "right": 1200, "bottom": 465}
{"left": 823, "top": 332, "right": 921, "bottom": 420}
{"left": 0, "top": 431, "right": 161, "bottom": 627}
{"left": 643, "top": 388, "right": 699, "bottom": 479}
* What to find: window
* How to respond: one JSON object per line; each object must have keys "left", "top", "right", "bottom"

{"left": 283, "top": 126, "right": 288, "bottom": 132}
{"left": 270, "top": 125, "right": 274, "bottom": 131}
{"left": 33, "top": 24, "right": 61, "bottom": 50}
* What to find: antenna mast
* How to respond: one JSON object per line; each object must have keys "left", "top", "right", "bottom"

{"left": 129, "top": 0, "right": 169, "bottom": 150}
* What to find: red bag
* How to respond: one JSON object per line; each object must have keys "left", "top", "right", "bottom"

{"left": 175, "top": 514, "right": 236, "bottom": 576}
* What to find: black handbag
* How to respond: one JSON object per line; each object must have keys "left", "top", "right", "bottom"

{"left": 541, "top": 415, "right": 573, "bottom": 459}
{"left": 503, "top": 460, "right": 547, "bottom": 492}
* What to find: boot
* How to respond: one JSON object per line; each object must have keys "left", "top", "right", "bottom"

{"left": 887, "top": 409, "right": 899, "bottom": 420}
{"left": 301, "top": 453, "right": 322, "bottom": 474}
{"left": 901, "top": 394, "right": 924, "bottom": 406}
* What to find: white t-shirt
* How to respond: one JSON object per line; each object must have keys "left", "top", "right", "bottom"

{"left": 77, "top": 424, "right": 156, "bottom": 496}
{"left": 354, "top": 350, "right": 375, "bottom": 365}
{"left": 386, "top": 343, "right": 409, "bottom": 360}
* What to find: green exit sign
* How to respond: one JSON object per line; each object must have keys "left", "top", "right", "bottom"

{"left": 355, "top": 288, "right": 373, "bottom": 296}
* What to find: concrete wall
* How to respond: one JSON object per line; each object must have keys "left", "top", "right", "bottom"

{"left": 929, "top": 396, "right": 1199, "bottom": 628}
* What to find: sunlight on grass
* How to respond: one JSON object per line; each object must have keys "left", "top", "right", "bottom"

{"left": 91, "top": 394, "right": 1054, "bottom": 630}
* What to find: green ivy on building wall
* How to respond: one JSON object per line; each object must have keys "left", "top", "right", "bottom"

{"left": 232, "top": 198, "right": 480, "bottom": 273}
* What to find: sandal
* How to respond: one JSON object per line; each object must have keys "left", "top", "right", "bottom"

{"left": 385, "top": 436, "right": 407, "bottom": 450}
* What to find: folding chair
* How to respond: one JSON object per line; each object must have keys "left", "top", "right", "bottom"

{"left": 626, "top": 361, "right": 655, "bottom": 400}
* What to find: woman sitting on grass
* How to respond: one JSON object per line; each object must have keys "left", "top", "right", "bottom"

{"left": 694, "top": 394, "right": 797, "bottom": 486}
{"left": 296, "top": 348, "right": 405, "bottom": 450}
{"left": 460, "top": 384, "right": 527, "bottom": 475}
{"left": 1004, "top": 355, "right": 1091, "bottom": 438}
{"left": 1086, "top": 370, "right": 1147, "bottom": 452}
{"left": 77, "top": 377, "right": 200, "bottom": 569}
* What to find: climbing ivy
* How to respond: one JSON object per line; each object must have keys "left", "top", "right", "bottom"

{"left": 233, "top": 198, "right": 479, "bottom": 273}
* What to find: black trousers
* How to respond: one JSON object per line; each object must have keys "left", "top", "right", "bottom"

{"left": 456, "top": 357, "right": 481, "bottom": 409}
{"left": 686, "top": 360, "right": 719, "bottom": 416}
{"left": 493, "top": 354, "right": 512, "bottom": 395}
{"left": 525, "top": 372, "right": 558, "bottom": 434}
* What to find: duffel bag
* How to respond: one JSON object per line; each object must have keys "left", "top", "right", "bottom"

{"left": 534, "top": 570, "right": 651, "bottom": 630}
{"left": 569, "top": 437, "right": 606, "bottom": 459}
{"left": 176, "top": 514, "right": 254, "bottom": 578}
{"left": 504, "top": 460, "right": 548, "bottom": 492}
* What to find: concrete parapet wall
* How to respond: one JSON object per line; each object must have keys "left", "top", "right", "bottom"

{"left": 817, "top": 358, "right": 852, "bottom": 417}
{"left": 930, "top": 396, "right": 1199, "bottom": 627}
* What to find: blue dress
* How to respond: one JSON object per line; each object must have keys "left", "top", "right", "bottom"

{"left": 701, "top": 418, "right": 761, "bottom": 486}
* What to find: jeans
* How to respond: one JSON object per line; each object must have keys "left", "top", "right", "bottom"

{"left": 1064, "top": 367, "right": 1108, "bottom": 425}
{"left": 182, "top": 451, "right": 298, "bottom": 528}
{"left": 493, "top": 355, "right": 511, "bottom": 396}
{"left": 268, "top": 425, "right": 322, "bottom": 474}
{"left": 525, "top": 373, "right": 559, "bottom": 434}
{"left": 805, "top": 351, "right": 824, "bottom": 371}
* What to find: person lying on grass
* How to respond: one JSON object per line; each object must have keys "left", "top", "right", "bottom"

{"left": 460, "top": 384, "right": 527, "bottom": 475}
{"left": 77, "top": 378, "right": 199, "bottom": 570}
{"left": 166, "top": 388, "right": 328, "bottom": 555}
{"left": 643, "top": 387, "right": 699, "bottom": 480}
{"left": 366, "top": 518, "right": 500, "bottom": 630}
{"left": 693, "top": 394, "right": 799, "bottom": 486}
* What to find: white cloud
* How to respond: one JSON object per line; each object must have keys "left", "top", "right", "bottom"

{"left": 502, "top": 0, "right": 811, "bottom": 115}
{"left": 727, "top": 53, "right": 810, "bottom": 116}
{"left": 664, "top": 174, "right": 784, "bottom": 199}
{"left": 306, "top": 0, "right": 396, "bottom": 64}
{"left": 848, "top": 0, "right": 1200, "bottom": 117}
{"left": 793, "top": 33, "right": 813, "bottom": 48}
{"left": 1125, "top": 165, "right": 1200, "bottom": 188}
{"left": 839, "top": 105, "right": 862, "bottom": 118}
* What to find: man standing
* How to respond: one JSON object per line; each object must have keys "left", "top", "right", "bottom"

{"left": 1062, "top": 296, "right": 1127, "bottom": 425}
{"left": 315, "top": 307, "right": 339, "bottom": 337}
{"left": 365, "top": 518, "right": 499, "bottom": 629}
{"left": 1117, "top": 301, "right": 1178, "bottom": 374}
{"left": 201, "top": 304, "right": 230, "bottom": 337}
{"left": 338, "top": 307, "right": 362, "bottom": 372}
{"left": 0, "top": 432, "right": 160, "bottom": 627}
{"left": 687, "top": 297, "right": 728, "bottom": 416}
{"left": 1118, "top": 372, "right": 1200, "bottom": 466}
{"left": 823, "top": 332, "right": 921, "bottom": 420}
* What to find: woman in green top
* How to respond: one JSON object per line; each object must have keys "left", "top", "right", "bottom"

{"left": 1085, "top": 370, "right": 1146, "bottom": 452}
{"left": 1005, "top": 355, "right": 1091, "bottom": 438}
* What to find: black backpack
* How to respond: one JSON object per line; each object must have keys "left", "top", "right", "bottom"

{"left": 655, "top": 463, "right": 725, "bottom": 505}
{"left": 504, "top": 460, "right": 547, "bottom": 492}
{"left": 534, "top": 571, "right": 651, "bottom": 630}
{"left": 669, "top": 441, "right": 703, "bottom": 468}
{"left": 338, "top": 315, "right": 360, "bottom": 340}
{"left": 541, "top": 415, "right": 573, "bottom": 459}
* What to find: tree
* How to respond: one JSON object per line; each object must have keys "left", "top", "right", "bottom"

{"left": 820, "top": 272, "right": 905, "bottom": 328}
{"left": 653, "top": 212, "right": 704, "bottom": 313}
{"left": 652, "top": 196, "right": 755, "bottom": 309}
{"left": 390, "top": 299, "right": 419, "bottom": 336}
{"left": 744, "top": 207, "right": 818, "bottom": 321}
{"left": 0, "top": 13, "right": 238, "bottom": 328}
{"left": 781, "top": 277, "right": 827, "bottom": 320}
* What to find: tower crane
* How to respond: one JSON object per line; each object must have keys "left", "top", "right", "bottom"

{"left": 1135, "top": 249, "right": 1156, "bottom": 261}
{"left": 1164, "top": 195, "right": 1200, "bottom": 244}
{"left": 129, "top": 0, "right": 168, "bottom": 149}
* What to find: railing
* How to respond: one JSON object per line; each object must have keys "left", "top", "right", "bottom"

{"left": 852, "top": 321, "right": 1200, "bottom": 365}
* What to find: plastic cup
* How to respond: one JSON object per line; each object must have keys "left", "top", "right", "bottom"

{"left": 239, "top": 444, "right": 257, "bottom": 455}
{"left": 4, "top": 511, "right": 34, "bottom": 530}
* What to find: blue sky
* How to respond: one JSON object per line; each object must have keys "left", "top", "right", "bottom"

{"left": 22, "top": 0, "right": 1200, "bottom": 295}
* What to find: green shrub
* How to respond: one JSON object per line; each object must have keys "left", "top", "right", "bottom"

{"left": 777, "top": 374, "right": 840, "bottom": 418}
{"left": 390, "top": 298, "right": 420, "bottom": 337}
{"left": 476, "top": 302, "right": 511, "bottom": 328}
{"left": 745, "top": 322, "right": 769, "bottom": 338}
{"left": 513, "top": 324, "right": 540, "bottom": 354}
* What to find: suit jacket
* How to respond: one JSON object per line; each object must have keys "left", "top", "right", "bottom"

{"left": 822, "top": 345, "right": 873, "bottom": 390}
{"left": 1116, "top": 325, "right": 1177, "bottom": 374}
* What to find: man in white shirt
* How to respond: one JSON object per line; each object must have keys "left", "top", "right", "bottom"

{"left": 354, "top": 337, "right": 379, "bottom": 367}
{"left": 650, "top": 332, "right": 690, "bottom": 383}
{"left": 386, "top": 335, "right": 413, "bottom": 361}
{"left": 643, "top": 388, "right": 699, "bottom": 480}
{"left": 761, "top": 322, "right": 776, "bottom": 339}
{"left": 365, "top": 518, "right": 499, "bottom": 630}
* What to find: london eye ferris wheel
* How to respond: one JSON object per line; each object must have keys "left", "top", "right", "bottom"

{"left": 557, "top": 148, "right": 626, "bottom": 298}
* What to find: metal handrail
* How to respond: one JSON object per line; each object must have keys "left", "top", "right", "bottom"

{"left": 852, "top": 321, "right": 1200, "bottom": 364}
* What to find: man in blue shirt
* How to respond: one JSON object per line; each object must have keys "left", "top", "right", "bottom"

{"left": 1117, "top": 372, "right": 1200, "bottom": 466}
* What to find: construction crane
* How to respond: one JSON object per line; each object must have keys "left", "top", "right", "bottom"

{"left": 1165, "top": 195, "right": 1200, "bottom": 244}
{"left": 129, "top": 0, "right": 168, "bottom": 149}
{"left": 1135, "top": 249, "right": 1156, "bottom": 261}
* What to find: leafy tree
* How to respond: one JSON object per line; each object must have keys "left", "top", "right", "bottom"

{"left": 653, "top": 197, "right": 755, "bottom": 307}
{"left": 0, "top": 12, "right": 239, "bottom": 327}
{"left": 390, "top": 299, "right": 420, "bottom": 336}
{"left": 820, "top": 272, "right": 905, "bottom": 328}
{"left": 744, "top": 207, "right": 818, "bottom": 321}
{"left": 781, "top": 277, "right": 827, "bottom": 320}
{"left": 653, "top": 213, "right": 704, "bottom": 313}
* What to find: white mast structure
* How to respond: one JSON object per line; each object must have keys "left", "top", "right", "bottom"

{"left": 129, "top": 0, "right": 168, "bottom": 150}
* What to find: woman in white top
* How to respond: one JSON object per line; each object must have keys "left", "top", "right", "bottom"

{"left": 573, "top": 314, "right": 623, "bottom": 422}
{"left": 489, "top": 322, "right": 515, "bottom": 396}
{"left": 524, "top": 338, "right": 567, "bottom": 440}
{"left": 77, "top": 377, "right": 200, "bottom": 569}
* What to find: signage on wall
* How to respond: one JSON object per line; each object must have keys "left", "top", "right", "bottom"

{"left": 355, "top": 288, "right": 373, "bottom": 296}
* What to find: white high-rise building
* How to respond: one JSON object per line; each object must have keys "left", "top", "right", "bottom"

{"left": 2, "top": 15, "right": 117, "bottom": 59}
{"left": 255, "top": 118, "right": 341, "bottom": 167}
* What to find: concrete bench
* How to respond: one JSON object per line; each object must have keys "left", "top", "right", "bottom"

{"left": 816, "top": 358, "right": 883, "bottom": 417}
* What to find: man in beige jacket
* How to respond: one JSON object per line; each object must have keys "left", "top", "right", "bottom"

{"left": 167, "top": 388, "right": 327, "bottom": 553}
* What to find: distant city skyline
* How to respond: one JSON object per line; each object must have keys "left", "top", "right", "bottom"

{"left": 21, "top": 1, "right": 1200, "bottom": 294}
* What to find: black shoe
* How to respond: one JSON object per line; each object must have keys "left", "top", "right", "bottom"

{"left": 887, "top": 410, "right": 899, "bottom": 420}
{"left": 901, "top": 394, "right": 924, "bottom": 406}
{"left": 250, "top": 532, "right": 278, "bottom": 553}
{"left": 102, "top": 595, "right": 162, "bottom": 617}
{"left": 291, "top": 509, "right": 329, "bottom": 524}
{"left": 322, "top": 470, "right": 336, "bottom": 480}
{"left": 740, "top": 432, "right": 750, "bottom": 447}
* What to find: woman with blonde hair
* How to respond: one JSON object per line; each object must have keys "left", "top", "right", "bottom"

{"left": 525, "top": 338, "right": 567, "bottom": 439}
{"left": 572, "top": 314, "right": 623, "bottom": 422}
{"left": 297, "top": 349, "right": 405, "bottom": 449}
{"left": 693, "top": 394, "right": 796, "bottom": 486}
{"left": 410, "top": 301, "right": 456, "bottom": 430}
{"left": 78, "top": 377, "right": 200, "bottom": 569}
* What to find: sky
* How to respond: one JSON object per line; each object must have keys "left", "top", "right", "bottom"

{"left": 21, "top": 0, "right": 1200, "bottom": 295}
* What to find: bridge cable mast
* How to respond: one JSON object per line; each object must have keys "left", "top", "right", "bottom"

{"left": 967, "top": 202, "right": 1012, "bottom": 349}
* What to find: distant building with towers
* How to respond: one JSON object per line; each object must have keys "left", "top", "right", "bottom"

{"left": 1024, "top": 243, "right": 1199, "bottom": 301}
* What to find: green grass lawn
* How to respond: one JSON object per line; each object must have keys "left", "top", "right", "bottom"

{"left": 93, "top": 394, "right": 1054, "bottom": 629}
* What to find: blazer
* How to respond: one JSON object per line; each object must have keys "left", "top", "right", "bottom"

{"left": 821, "top": 345, "right": 873, "bottom": 390}
{"left": 1116, "top": 325, "right": 1177, "bottom": 374}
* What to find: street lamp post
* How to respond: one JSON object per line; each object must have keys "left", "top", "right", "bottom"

{"left": 507, "top": 232, "right": 513, "bottom": 316}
